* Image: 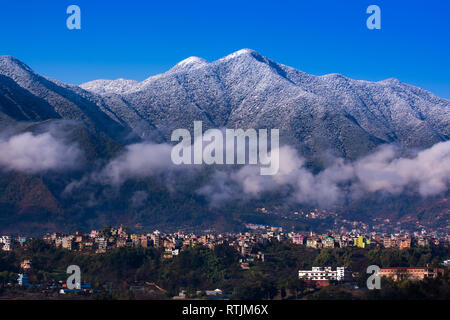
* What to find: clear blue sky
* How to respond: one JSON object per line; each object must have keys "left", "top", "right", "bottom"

{"left": 1, "top": 0, "right": 449, "bottom": 98}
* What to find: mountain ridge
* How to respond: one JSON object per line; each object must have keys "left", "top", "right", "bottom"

{"left": 1, "top": 50, "right": 449, "bottom": 163}
{"left": 77, "top": 49, "right": 449, "bottom": 162}
{"left": 78, "top": 50, "right": 410, "bottom": 96}
{"left": 0, "top": 50, "right": 449, "bottom": 234}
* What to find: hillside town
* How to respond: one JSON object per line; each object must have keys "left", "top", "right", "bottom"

{"left": 2, "top": 224, "right": 449, "bottom": 258}
{"left": 1, "top": 223, "right": 449, "bottom": 300}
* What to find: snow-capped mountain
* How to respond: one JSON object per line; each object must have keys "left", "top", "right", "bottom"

{"left": 1, "top": 50, "right": 449, "bottom": 161}
{"left": 0, "top": 50, "right": 449, "bottom": 234}
{"left": 80, "top": 79, "right": 139, "bottom": 95}
{"left": 80, "top": 49, "right": 450, "bottom": 160}
{"left": 0, "top": 55, "right": 131, "bottom": 142}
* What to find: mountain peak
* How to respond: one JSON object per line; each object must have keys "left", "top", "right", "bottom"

{"left": 0, "top": 55, "right": 32, "bottom": 72}
{"left": 176, "top": 56, "right": 208, "bottom": 67}
{"left": 0, "top": 55, "right": 37, "bottom": 83}
{"left": 229, "top": 48, "right": 257, "bottom": 56}
{"left": 0, "top": 55, "right": 20, "bottom": 63}
{"left": 171, "top": 56, "right": 208, "bottom": 72}
{"left": 220, "top": 48, "right": 262, "bottom": 61}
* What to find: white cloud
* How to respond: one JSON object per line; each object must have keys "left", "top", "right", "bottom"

{"left": 99, "top": 142, "right": 175, "bottom": 185}
{"left": 354, "top": 141, "right": 450, "bottom": 197}
{"left": 62, "top": 136, "right": 450, "bottom": 209}
{"left": 198, "top": 141, "right": 450, "bottom": 207}
{"left": 0, "top": 131, "right": 82, "bottom": 173}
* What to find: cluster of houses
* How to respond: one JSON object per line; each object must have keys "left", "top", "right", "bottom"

{"left": 1, "top": 225, "right": 449, "bottom": 297}
{"left": 40, "top": 226, "right": 270, "bottom": 264}
{"left": 1, "top": 225, "right": 449, "bottom": 258}
{"left": 289, "top": 230, "right": 448, "bottom": 250}
{"left": 1, "top": 235, "right": 27, "bottom": 251}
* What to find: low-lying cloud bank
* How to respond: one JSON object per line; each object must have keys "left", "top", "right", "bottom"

{"left": 101, "top": 142, "right": 175, "bottom": 185}
{"left": 4, "top": 120, "right": 447, "bottom": 210}
{"left": 63, "top": 141, "right": 185, "bottom": 195}
{"left": 0, "top": 131, "right": 82, "bottom": 173}
{"left": 198, "top": 141, "right": 450, "bottom": 207}
{"left": 61, "top": 139, "right": 450, "bottom": 208}
{"left": 354, "top": 142, "right": 450, "bottom": 197}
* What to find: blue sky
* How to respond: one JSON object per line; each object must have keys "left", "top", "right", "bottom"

{"left": 1, "top": 0, "right": 449, "bottom": 98}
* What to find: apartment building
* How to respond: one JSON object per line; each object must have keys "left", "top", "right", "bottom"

{"left": 0, "top": 235, "right": 12, "bottom": 251}
{"left": 298, "top": 267, "right": 351, "bottom": 282}
{"left": 379, "top": 267, "right": 444, "bottom": 281}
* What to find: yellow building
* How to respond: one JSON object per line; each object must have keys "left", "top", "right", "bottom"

{"left": 354, "top": 236, "right": 370, "bottom": 248}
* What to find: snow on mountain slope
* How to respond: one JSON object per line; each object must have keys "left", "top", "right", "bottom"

{"left": 80, "top": 79, "right": 139, "bottom": 95}
{"left": 169, "top": 56, "right": 209, "bottom": 72}
{"left": 1, "top": 51, "right": 448, "bottom": 162}
{"left": 79, "top": 49, "right": 449, "bottom": 161}
{"left": 0, "top": 55, "right": 132, "bottom": 142}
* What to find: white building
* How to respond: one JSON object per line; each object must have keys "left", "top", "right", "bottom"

{"left": 95, "top": 237, "right": 107, "bottom": 253}
{"left": 61, "top": 237, "right": 73, "bottom": 250}
{"left": 298, "top": 267, "right": 350, "bottom": 282}
{"left": 0, "top": 236, "right": 12, "bottom": 251}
